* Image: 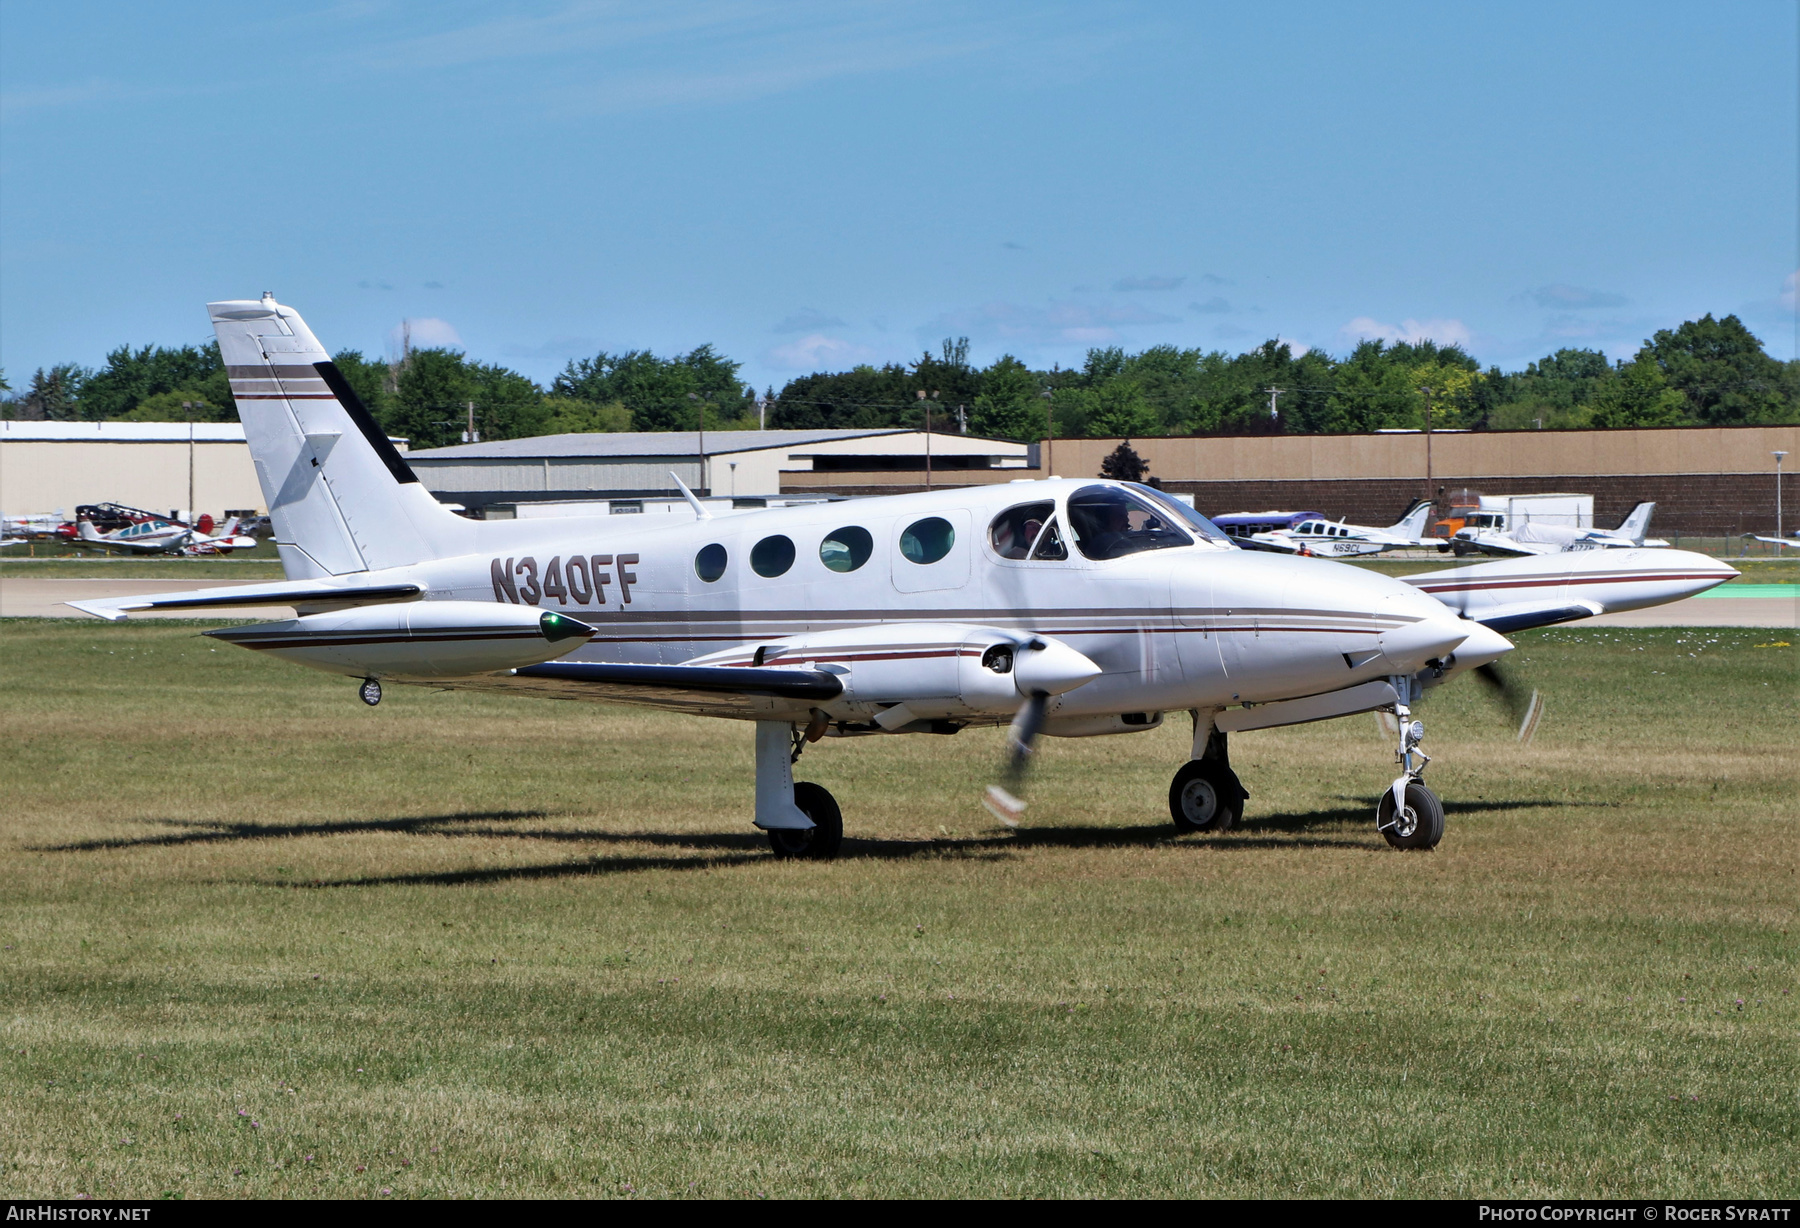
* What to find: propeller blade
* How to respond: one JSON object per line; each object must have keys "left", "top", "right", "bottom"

{"left": 983, "top": 690, "right": 1048, "bottom": 827}
{"left": 1474, "top": 662, "right": 1542, "bottom": 743}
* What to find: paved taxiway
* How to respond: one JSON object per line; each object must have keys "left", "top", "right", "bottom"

{"left": 1, "top": 577, "right": 1793, "bottom": 627}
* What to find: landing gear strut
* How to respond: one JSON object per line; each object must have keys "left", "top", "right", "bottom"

{"left": 755, "top": 719, "right": 842, "bottom": 860}
{"left": 1169, "top": 712, "right": 1248, "bottom": 832}
{"left": 1377, "top": 679, "right": 1444, "bottom": 850}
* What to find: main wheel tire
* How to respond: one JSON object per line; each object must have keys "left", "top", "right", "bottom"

{"left": 768, "top": 781, "right": 843, "bottom": 860}
{"left": 1377, "top": 779, "right": 1445, "bottom": 850}
{"left": 1169, "top": 760, "right": 1244, "bottom": 833}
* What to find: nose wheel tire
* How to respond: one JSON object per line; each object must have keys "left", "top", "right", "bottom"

{"left": 768, "top": 781, "right": 843, "bottom": 860}
{"left": 1169, "top": 760, "right": 1244, "bottom": 833}
{"left": 1377, "top": 780, "right": 1445, "bottom": 850}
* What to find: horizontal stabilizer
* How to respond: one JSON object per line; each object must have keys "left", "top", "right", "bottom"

{"left": 66, "top": 581, "right": 422, "bottom": 621}
{"left": 1473, "top": 599, "right": 1602, "bottom": 634}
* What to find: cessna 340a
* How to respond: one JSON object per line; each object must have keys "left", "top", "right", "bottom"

{"left": 68, "top": 297, "right": 1740, "bottom": 856}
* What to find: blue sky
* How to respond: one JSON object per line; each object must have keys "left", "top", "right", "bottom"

{"left": 2, "top": 1, "right": 1796, "bottom": 393}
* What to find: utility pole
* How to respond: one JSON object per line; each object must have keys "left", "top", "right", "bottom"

{"left": 917, "top": 389, "right": 939, "bottom": 488}
{"left": 463, "top": 401, "right": 479, "bottom": 444}
{"left": 957, "top": 404, "right": 967, "bottom": 434}
{"left": 1042, "top": 373, "right": 1056, "bottom": 476}
{"left": 1265, "top": 387, "right": 1283, "bottom": 421}
{"left": 687, "top": 392, "right": 707, "bottom": 495}
{"left": 1420, "top": 385, "right": 1434, "bottom": 496}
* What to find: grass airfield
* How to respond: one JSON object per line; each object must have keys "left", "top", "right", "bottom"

{"left": 0, "top": 618, "right": 1794, "bottom": 1199}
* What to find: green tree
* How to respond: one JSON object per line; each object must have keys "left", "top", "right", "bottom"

{"left": 770, "top": 363, "right": 915, "bottom": 430}
{"left": 555, "top": 345, "right": 746, "bottom": 432}
{"left": 13, "top": 364, "right": 87, "bottom": 420}
{"left": 78, "top": 342, "right": 231, "bottom": 420}
{"left": 1320, "top": 340, "right": 1420, "bottom": 432}
{"left": 1059, "top": 378, "right": 1160, "bottom": 437}
{"left": 329, "top": 350, "right": 395, "bottom": 422}
{"left": 389, "top": 348, "right": 473, "bottom": 448}
{"left": 1587, "top": 358, "right": 1688, "bottom": 428}
{"left": 969, "top": 356, "right": 1044, "bottom": 439}
{"left": 118, "top": 389, "right": 235, "bottom": 422}
{"left": 1639, "top": 314, "right": 1788, "bottom": 425}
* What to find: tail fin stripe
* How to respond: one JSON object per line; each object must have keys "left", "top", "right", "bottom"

{"left": 310, "top": 361, "right": 419, "bottom": 485}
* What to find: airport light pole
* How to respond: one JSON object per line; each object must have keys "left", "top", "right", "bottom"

{"left": 917, "top": 389, "right": 939, "bottom": 488}
{"left": 1776, "top": 451, "right": 1789, "bottom": 548}
{"left": 1420, "top": 385, "right": 1433, "bottom": 498}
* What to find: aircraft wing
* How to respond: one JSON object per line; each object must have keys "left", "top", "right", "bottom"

{"left": 1745, "top": 534, "right": 1800, "bottom": 548}
{"left": 1467, "top": 535, "right": 1558, "bottom": 557}
{"left": 66, "top": 580, "right": 423, "bottom": 621}
{"left": 435, "top": 660, "right": 845, "bottom": 719}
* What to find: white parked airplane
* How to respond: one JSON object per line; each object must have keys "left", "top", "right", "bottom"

{"left": 67, "top": 297, "right": 1740, "bottom": 855}
{"left": 1742, "top": 533, "right": 1798, "bottom": 549}
{"left": 1453, "top": 501, "right": 1666, "bottom": 557}
{"left": 1247, "top": 499, "right": 1439, "bottom": 557}
{"left": 77, "top": 510, "right": 258, "bottom": 555}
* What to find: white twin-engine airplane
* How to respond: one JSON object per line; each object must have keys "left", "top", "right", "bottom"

{"left": 1247, "top": 500, "right": 1438, "bottom": 557}
{"left": 68, "top": 297, "right": 1740, "bottom": 857}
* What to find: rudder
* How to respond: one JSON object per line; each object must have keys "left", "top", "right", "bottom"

{"left": 211, "top": 295, "right": 470, "bottom": 578}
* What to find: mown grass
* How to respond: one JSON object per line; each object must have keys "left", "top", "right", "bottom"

{"left": 0, "top": 619, "right": 1794, "bottom": 1199}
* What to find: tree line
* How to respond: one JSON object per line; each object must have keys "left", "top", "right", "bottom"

{"left": 5, "top": 312, "right": 1796, "bottom": 447}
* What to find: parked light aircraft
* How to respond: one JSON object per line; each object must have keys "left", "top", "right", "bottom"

{"left": 67, "top": 297, "right": 1739, "bottom": 856}
{"left": 1453, "top": 501, "right": 1666, "bottom": 557}
{"left": 1247, "top": 499, "right": 1440, "bottom": 557}
{"left": 1743, "top": 533, "right": 1797, "bottom": 549}
{"left": 76, "top": 508, "right": 257, "bottom": 555}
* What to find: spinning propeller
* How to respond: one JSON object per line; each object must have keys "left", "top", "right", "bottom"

{"left": 1472, "top": 660, "right": 1543, "bottom": 743}
{"left": 983, "top": 688, "right": 1049, "bottom": 827}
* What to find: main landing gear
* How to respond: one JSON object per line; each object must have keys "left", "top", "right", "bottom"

{"left": 1169, "top": 715, "right": 1249, "bottom": 832}
{"left": 756, "top": 718, "right": 842, "bottom": 860}
{"left": 1377, "top": 678, "right": 1444, "bottom": 850}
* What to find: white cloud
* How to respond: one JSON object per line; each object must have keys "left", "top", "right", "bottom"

{"left": 1114, "top": 275, "right": 1185, "bottom": 292}
{"left": 919, "top": 299, "right": 1178, "bottom": 348}
{"left": 1529, "top": 284, "right": 1627, "bottom": 309}
{"left": 1340, "top": 316, "right": 1472, "bottom": 350}
{"left": 1276, "top": 336, "right": 1311, "bottom": 358}
{"left": 389, "top": 317, "right": 463, "bottom": 352}
{"left": 1783, "top": 270, "right": 1799, "bottom": 310}
{"left": 772, "top": 308, "right": 846, "bottom": 333}
{"left": 766, "top": 333, "right": 877, "bottom": 371}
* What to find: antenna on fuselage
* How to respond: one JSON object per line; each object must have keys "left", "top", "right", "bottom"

{"left": 671, "top": 472, "right": 712, "bottom": 520}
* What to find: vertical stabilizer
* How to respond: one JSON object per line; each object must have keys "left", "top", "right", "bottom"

{"left": 210, "top": 296, "right": 472, "bottom": 579}
{"left": 1615, "top": 501, "right": 1655, "bottom": 545}
{"left": 1388, "top": 498, "right": 1434, "bottom": 541}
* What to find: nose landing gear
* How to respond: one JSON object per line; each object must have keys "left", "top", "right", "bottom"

{"left": 1377, "top": 681, "right": 1444, "bottom": 849}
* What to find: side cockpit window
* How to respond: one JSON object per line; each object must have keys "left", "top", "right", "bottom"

{"left": 989, "top": 502, "right": 1054, "bottom": 559}
{"left": 1067, "top": 485, "right": 1194, "bottom": 560}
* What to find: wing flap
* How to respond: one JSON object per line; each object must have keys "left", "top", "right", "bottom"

{"left": 429, "top": 660, "right": 844, "bottom": 719}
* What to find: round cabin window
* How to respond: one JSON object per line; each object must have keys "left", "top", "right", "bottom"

{"left": 694, "top": 543, "right": 727, "bottom": 582}
{"left": 819, "top": 526, "right": 874, "bottom": 573}
{"left": 750, "top": 534, "right": 796, "bottom": 577}
{"left": 899, "top": 517, "right": 955, "bottom": 565}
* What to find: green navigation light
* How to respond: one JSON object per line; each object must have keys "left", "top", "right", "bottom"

{"left": 539, "top": 612, "right": 598, "bottom": 643}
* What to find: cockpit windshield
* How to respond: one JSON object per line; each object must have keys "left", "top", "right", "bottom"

{"left": 1065, "top": 485, "right": 1194, "bottom": 560}
{"left": 1125, "top": 484, "right": 1235, "bottom": 548}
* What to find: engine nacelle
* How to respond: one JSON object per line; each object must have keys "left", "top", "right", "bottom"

{"left": 687, "top": 623, "right": 1100, "bottom": 722}
{"left": 205, "top": 601, "right": 595, "bottom": 678}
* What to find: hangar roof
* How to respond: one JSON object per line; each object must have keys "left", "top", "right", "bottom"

{"left": 408, "top": 428, "right": 917, "bottom": 461}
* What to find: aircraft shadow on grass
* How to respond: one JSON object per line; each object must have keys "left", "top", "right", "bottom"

{"left": 33, "top": 794, "right": 1583, "bottom": 888}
